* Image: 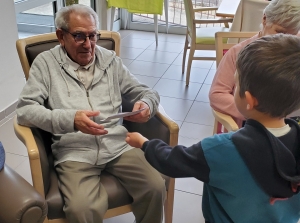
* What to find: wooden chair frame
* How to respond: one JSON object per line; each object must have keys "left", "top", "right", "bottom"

{"left": 182, "top": 0, "right": 233, "bottom": 85}
{"left": 212, "top": 31, "right": 257, "bottom": 133}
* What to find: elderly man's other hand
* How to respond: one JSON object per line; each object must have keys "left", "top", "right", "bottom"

{"left": 123, "top": 101, "right": 151, "bottom": 123}
{"left": 74, "top": 110, "right": 108, "bottom": 135}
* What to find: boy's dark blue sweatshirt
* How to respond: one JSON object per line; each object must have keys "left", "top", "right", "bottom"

{"left": 141, "top": 119, "right": 300, "bottom": 223}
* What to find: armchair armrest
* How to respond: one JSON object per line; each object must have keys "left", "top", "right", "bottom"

{"left": 194, "top": 6, "right": 218, "bottom": 12}
{"left": 0, "top": 164, "right": 47, "bottom": 223}
{"left": 212, "top": 109, "right": 239, "bottom": 132}
{"left": 194, "top": 18, "right": 233, "bottom": 24}
{"left": 13, "top": 117, "right": 45, "bottom": 197}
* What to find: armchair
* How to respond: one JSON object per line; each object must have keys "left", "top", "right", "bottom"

{"left": 14, "top": 30, "right": 179, "bottom": 223}
{"left": 182, "top": 0, "right": 233, "bottom": 86}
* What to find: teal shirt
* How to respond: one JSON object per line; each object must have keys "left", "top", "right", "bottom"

{"left": 201, "top": 132, "right": 300, "bottom": 223}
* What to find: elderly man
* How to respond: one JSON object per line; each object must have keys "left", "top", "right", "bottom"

{"left": 16, "top": 4, "right": 165, "bottom": 223}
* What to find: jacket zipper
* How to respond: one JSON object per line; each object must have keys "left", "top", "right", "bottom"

{"left": 85, "top": 89, "right": 101, "bottom": 165}
{"left": 61, "top": 65, "right": 101, "bottom": 165}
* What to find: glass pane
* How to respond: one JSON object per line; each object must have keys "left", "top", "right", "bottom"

{"left": 17, "top": 2, "right": 55, "bottom": 31}
{"left": 132, "top": 0, "right": 221, "bottom": 27}
{"left": 22, "top": 2, "right": 54, "bottom": 16}
{"left": 65, "top": 0, "right": 91, "bottom": 6}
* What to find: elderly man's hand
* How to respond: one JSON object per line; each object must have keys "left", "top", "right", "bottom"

{"left": 123, "top": 101, "right": 151, "bottom": 123}
{"left": 74, "top": 110, "right": 108, "bottom": 135}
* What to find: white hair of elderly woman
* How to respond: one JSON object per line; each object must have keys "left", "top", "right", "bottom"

{"left": 264, "top": 0, "right": 300, "bottom": 33}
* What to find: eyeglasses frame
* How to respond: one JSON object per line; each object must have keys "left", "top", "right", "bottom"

{"left": 61, "top": 28, "right": 101, "bottom": 44}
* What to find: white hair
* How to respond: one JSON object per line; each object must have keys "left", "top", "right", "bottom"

{"left": 55, "top": 4, "right": 99, "bottom": 30}
{"left": 263, "top": 0, "right": 300, "bottom": 33}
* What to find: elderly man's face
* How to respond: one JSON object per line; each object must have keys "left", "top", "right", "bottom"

{"left": 58, "top": 12, "right": 97, "bottom": 66}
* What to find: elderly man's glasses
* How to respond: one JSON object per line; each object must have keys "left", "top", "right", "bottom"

{"left": 61, "top": 28, "right": 100, "bottom": 44}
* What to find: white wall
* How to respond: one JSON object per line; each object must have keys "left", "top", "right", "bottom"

{"left": 0, "top": 1, "right": 25, "bottom": 118}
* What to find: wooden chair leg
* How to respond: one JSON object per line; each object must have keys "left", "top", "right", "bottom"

{"left": 182, "top": 32, "right": 189, "bottom": 74}
{"left": 164, "top": 178, "right": 175, "bottom": 223}
{"left": 154, "top": 14, "right": 158, "bottom": 47}
{"left": 164, "top": 0, "right": 169, "bottom": 33}
{"left": 186, "top": 45, "right": 195, "bottom": 86}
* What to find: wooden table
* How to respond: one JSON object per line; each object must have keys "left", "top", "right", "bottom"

{"left": 216, "top": 0, "right": 241, "bottom": 17}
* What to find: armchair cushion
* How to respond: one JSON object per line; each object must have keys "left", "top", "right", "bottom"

{"left": 196, "top": 27, "right": 229, "bottom": 44}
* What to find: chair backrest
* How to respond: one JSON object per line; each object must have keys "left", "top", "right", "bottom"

{"left": 229, "top": 0, "right": 269, "bottom": 43}
{"left": 16, "top": 30, "right": 121, "bottom": 80}
{"left": 213, "top": 31, "right": 257, "bottom": 134}
{"left": 215, "top": 31, "right": 257, "bottom": 67}
{"left": 183, "top": 0, "right": 195, "bottom": 37}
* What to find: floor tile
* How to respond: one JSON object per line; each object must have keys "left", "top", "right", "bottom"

{"left": 154, "top": 79, "right": 201, "bottom": 100}
{"left": 104, "top": 212, "right": 135, "bottom": 223}
{"left": 128, "top": 60, "right": 170, "bottom": 77}
{"left": 135, "top": 50, "right": 179, "bottom": 64}
{"left": 5, "top": 152, "right": 27, "bottom": 169}
{"left": 204, "top": 69, "right": 216, "bottom": 85}
{"left": 173, "top": 55, "right": 214, "bottom": 69}
{"left": 178, "top": 135, "right": 202, "bottom": 147}
{"left": 121, "top": 36, "right": 155, "bottom": 49}
{"left": 118, "top": 29, "right": 133, "bottom": 39}
{"left": 120, "top": 47, "right": 145, "bottom": 60}
{"left": 0, "top": 118, "right": 28, "bottom": 156}
{"left": 157, "top": 33, "right": 186, "bottom": 43}
{"left": 185, "top": 102, "right": 215, "bottom": 126}
{"left": 14, "top": 157, "right": 32, "bottom": 185}
{"left": 195, "top": 84, "right": 211, "bottom": 103}
{"left": 162, "top": 65, "right": 208, "bottom": 84}
{"left": 175, "top": 178, "right": 204, "bottom": 196}
{"left": 134, "top": 74, "right": 160, "bottom": 88}
{"left": 179, "top": 122, "right": 214, "bottom": 140}
{"left": 159, "top": 96, "right": 193, "bottom": 121}
{"left": 126, "top": 30, "right": 156, "bottom": 40}
{"left": 122, "top": 58, "right": 133, "bottom": 67}
{"left": 147, "top": 41, "right": 185, "bottom": 53}
{"left": 172, "top": 190, "right": 205, "bottom": 223}
{"left": 192, "top": 49, "right": 216, "bottom": 58}
{"left": 211, "top": 61, "right": 217, "bottom": 69}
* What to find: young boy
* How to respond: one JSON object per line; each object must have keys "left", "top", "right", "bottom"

{"left": 126, "top": 34, "right": 300, "bottom": 223}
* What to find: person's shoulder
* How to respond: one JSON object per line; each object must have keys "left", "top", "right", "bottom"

{"left": 201, "top": 132, "right": 235, "bottom": 151}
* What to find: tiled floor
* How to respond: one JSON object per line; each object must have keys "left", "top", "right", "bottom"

{"left": 1, "top": 29, "right": 218, "bottom": 223}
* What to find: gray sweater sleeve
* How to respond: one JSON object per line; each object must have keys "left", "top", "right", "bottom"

{"left": 16, "top": 55, "right": 77, "bottom": 134}
{"left": 116, "top": 57, "right": 160, "bottom": 117}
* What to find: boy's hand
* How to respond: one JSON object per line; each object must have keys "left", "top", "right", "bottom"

{"left": 126, "top": 132, "right": 148, "bottom": 148}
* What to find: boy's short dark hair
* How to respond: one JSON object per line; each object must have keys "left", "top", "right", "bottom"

{"left": 236, "top": 34, "right": 300, "bottom": 118}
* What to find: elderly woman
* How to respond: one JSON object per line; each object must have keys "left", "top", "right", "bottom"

{"left": 209, "top": 0, "right": 300, "bottom": 127}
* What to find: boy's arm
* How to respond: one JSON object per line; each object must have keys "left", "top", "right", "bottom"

{"left": 142, "top": 139, "right": 210, "bottom": 183}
